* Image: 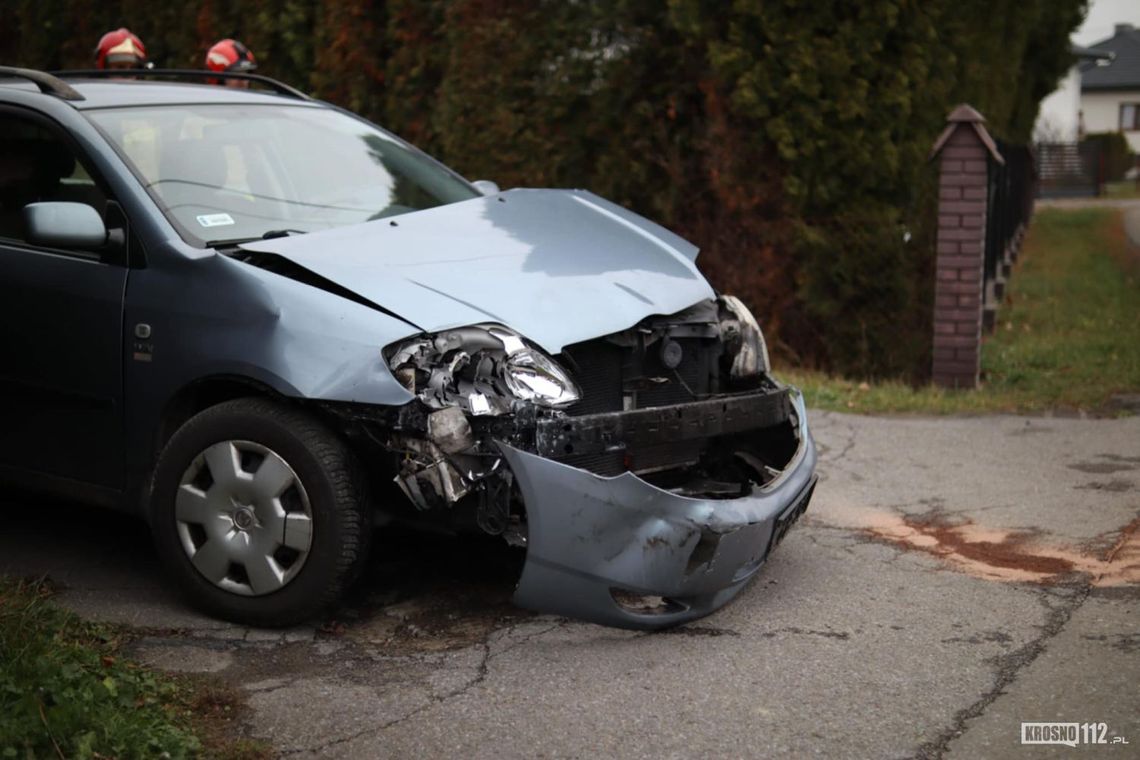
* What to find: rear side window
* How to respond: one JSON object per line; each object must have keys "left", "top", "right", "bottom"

{"left": 0, "top": 114, "right": 108, "bottom": 244}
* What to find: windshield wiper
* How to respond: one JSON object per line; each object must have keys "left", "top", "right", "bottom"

{"left": 260, "top": 229, "right": 307, "bottom": 240}
{"left": 206, "top": 229, "right": 308, "bottom": 248}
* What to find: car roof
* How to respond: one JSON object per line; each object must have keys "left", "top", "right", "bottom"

{"left": 0, "top": 78, "right": 321, "bottom": 110}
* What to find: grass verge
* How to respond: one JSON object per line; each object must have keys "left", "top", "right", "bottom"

{"left": 0, "top": 577, "right": 270, "bottom": 759}
{"left": 1104, "top": 180, "right": 1140, "bottom": 200}
{"left": 781, "top": 207, "right": 1140, "bottom": 414}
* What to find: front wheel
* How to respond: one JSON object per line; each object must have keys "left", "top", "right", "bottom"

{"left": 150, "top": 398, "right": 370, "bottom": 627}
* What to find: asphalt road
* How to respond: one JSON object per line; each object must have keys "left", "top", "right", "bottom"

{"left": 2, "top": 410, "right": 1138, "bottom": 759}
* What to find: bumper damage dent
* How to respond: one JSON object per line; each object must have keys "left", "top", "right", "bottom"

{"left": 498, "top": 392, "right": 817, "bottom": 630}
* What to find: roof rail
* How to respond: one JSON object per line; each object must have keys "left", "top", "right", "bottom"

{"left": 0, "top": 66, "right": 85, "bottom": 101}
{"left": 50, "top": 69, "right": 311, "bottom": 101}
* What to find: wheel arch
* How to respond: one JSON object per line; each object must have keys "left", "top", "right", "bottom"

{"left": 156, "top": 374, "right": 290, "bottom": 458}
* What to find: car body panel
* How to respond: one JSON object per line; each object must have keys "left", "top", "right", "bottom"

{"left": 499, "top": 391, "right": 817, "bottom": 629}
{"left": 0, "top": 242, "right": 127, "bottom": 488}
{"left": 119, "top": 248, "right": 421, "bottom": 493}
{"left": 129, "top": 251, "right": 420, "bottom": 404}
{"left": 240, "top": 189, "right": 710, "bottom": 354}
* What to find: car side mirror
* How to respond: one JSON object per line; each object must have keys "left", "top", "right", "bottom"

{"left": 472, "top": 180, "right": 500, "bottom": 196}
{"left": 22, "top": 202, "right": 108, "bottom": 250}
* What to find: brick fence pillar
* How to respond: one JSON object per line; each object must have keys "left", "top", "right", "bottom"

{"left": 929, "top": 104, "right": 1004, "bottom": 389}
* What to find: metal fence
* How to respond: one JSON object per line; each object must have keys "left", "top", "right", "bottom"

{"left": 984, "top": 140, "right": 1034, "bottom": 308}
{"left": 1034, "top": 141, "right": 1099, "bottom": 198}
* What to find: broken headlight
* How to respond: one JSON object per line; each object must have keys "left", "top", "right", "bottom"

{"left": 719, "top": 295, "right": 771, "bottom": 378}
{"left": 386, "top": 325, "right": 580, "bottom": 415}
{"left": 501, "top": 347, "right": 581, "bottom": 405}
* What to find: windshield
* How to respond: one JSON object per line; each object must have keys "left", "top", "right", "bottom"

{"left": 87, "top": 104, "right": 480, "bottom": 246}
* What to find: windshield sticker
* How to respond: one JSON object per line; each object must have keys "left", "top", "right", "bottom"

{"left": 196, "top": 213, "right": 235, "bottom": 228}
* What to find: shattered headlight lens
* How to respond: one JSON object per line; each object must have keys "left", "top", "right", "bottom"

{"left": 386, "top": 325, "right": 580, "bottom": 415}
{"left": 501, "top": 348, "right": 580, "bottom": 406}
{"left": 719, "top": 295, "right": 771, "bottom": 378}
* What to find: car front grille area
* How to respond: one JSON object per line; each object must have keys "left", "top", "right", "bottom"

{"left": 556, "top": 336, "right": 719, "bottom": 476}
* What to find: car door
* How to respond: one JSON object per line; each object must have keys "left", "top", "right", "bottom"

{"left": 0, "top": 107, "right": 128, "bottom": 492}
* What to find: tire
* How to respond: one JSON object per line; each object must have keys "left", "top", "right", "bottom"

{"left": 150, "top": 397, "right": 370, "bottom": 627}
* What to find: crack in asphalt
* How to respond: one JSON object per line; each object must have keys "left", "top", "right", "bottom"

{"left": 1080, "top": 632, "right": 1140, "bottom": 653}
{"left": 796, "top": 529, "right": 876, "bottom": 558}
{"left": 281, "top": 615, "right": 848, "bottom": 756}
{"left": 131, "top": 634, "right": 242, "bottom": 654}
{"left": 658, "top": 625, "right": 741, "bottom": 638}
{"left": 813, "top": 413, "right": 859, "bottom": 475}
{"left": 799, "top": 518, "right": 880, "bottom": 541}
{"left": 646, "top": 622, "right": 847, "bottom": 641}
{"left": 279, "top": 619, "right": 567, "bottom": 757}
{"left": 940, "top": 630, "right": 1014, "bottom": 647}
{"left": 487, "top": 620, "right": 568, "bottom": 660}
{"left": 826, "top": 422, "right": 858, "bottom": 465}
{"left": 244, "top": 676, "right": 304, "bottom": 696}
{"left": 760, "top": 626, "right": 851, "bottom": 640}
{"left": 911, "top": 583, "right": 1092, "bottom": 760}
{"left": 278, "top": 642, "right": 493, "bottom": 758}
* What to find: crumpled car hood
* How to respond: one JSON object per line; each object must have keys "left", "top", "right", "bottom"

{"left": 239, "top": 189, "right": 713, "bottom": 353}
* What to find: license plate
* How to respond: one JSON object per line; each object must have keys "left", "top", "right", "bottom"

{"left": 767, "top": 479, "right": 815, "bottom": 553}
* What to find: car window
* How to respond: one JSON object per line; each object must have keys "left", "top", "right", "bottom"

{"left": 87, "top": 104, "right": 480, "bottom": 247}
{"left": 0, "top": 114, "right": 109, "bottom": 244}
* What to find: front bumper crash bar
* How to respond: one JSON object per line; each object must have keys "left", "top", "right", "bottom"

{"left": 535, "top": 387, "right": 792, "bottom": 459}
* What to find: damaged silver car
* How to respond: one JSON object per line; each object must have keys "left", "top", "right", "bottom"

{"left": 0, "top": 67, "right": 816, "bottom": 629}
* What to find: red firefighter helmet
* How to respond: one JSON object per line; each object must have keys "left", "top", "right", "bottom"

{"left": 94, "top": 28, "right": 146, "bottom": 69}
{"left": 205, "top": 39, "right": 257, "bottom": 74}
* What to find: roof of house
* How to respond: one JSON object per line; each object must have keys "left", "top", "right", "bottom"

{"left": 1083, "top": 23, "right": 1140, "bottom": 91}
{"left": 1071, "top": 44, "right": 1113, "bottom": 61}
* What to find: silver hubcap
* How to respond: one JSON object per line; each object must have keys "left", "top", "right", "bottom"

{"left": 175, "top": 440, "right": 313, "bottom": 596}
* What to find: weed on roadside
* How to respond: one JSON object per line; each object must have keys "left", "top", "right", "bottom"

{"left": 0, "top": 577, "right": 269, "bottom": 759}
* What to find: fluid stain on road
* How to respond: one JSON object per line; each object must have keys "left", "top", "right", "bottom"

{"left": 859, "top": 511, "right": 1140, "bottom": 587}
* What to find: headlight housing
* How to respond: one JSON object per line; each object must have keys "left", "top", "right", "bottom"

{"left": 386, "top": 325, "right": 580, "bottom": 415}
{"left": 501, "top": 347, "right": 581, "bottom": 406}
{"left": 719, "top": 295, "right": 770, "bottom": 378}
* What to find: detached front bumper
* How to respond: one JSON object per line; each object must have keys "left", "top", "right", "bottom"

{"left": 497, "top": 390, "right": 817, "bottom": 630}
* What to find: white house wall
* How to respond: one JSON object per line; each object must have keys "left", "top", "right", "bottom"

{"left": 1081, "top": 90, "right": 1140, "bottom": 150}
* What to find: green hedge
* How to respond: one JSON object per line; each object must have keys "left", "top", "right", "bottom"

{"left": 0, "top": 0, "right": 1086, "bottom": 378}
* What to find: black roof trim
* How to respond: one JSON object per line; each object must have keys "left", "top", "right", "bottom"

{"left": 0, "top": 66, "right": 85, "bottom": 100}
{"left": 1081, "top": 83, "right": 1140, "bottom": 92}
{"left": 1071, "top": 44, "right": 1113, "bottom": 61}
{"left": 50, "top": 69, "right": 311, "bottom": 101}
